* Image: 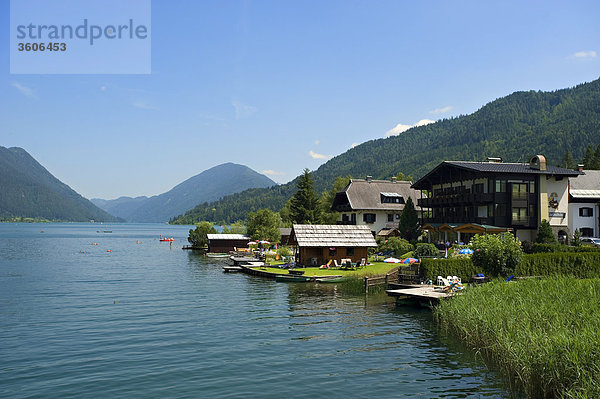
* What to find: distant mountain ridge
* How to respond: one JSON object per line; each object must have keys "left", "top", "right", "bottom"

{"left": 172, "top": 77, "right": 600, "bottom": 224}
{"left": 0, "top": 146, "right": 120, "bottom": 222}
{"left": 92, "top": 163, "right": 276, "bottom": 222}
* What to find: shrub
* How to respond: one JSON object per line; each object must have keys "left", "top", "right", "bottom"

{"left": 276, "top": 247, "right": 292, "bottom": 257}
{"left": 413, "top": 243, "right": 438, "bottom": 258}
{"left": 420, "top": 258, "right": 480, "bottom": 283}
{"left": 529, "top": 243, "right": 600, "bottom": 253}
{"left": 536, "top": 219, "right": 556, "bottom": 244}
{"left": 470, "top": 233, "right": 522, "bottom": 277}
{"left": 517, "top": 252, "right": 600, "bottom": 278}
{"left": 377, "top": 237, "right": 413, "bottom": 257}
{"left": 521, "top": 240, "right": 534, "bottom": 254}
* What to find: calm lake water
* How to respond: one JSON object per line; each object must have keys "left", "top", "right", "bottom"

{"left": 1, "top": 223, "right": 511, "bottom": 398}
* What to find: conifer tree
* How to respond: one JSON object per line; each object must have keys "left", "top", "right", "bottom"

{"left": 398, "top": 197, "right": 421, "bottom": 242}
{"left": 289, "top": 169, "right": 321, "bottom": 224}
{"left": 536, "top": 219, "right": 556, "bottom": 244}
{"left": 561, "top": 149, "right": 575, "bottom": 169}
{"left": 582, "top": 145, "right": 596, "bottom": 169}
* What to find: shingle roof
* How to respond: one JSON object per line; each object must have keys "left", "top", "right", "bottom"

{"left": 291, "top": 224, "right": 377, "bottom": 247}
{"left": 570, "top": 170, "right": 600, "bottom": 199}
{"left": 445, "top": 161, "right": 583, "bottom": 176}
{"left": 333, "top": 179, "right": 421, "bottom": 211}
{"left": 207, "top": 234, "right": 250, "bottom": 240}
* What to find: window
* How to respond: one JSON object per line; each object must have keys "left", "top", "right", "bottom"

{"left": 581, "top": 228, "right": 594, "bottom": 237}
{"left": 487, "top": 204, "right": 494, "bottom": 217}
{"left": 496, "top": 204, "right": 506, "bottom": 217}
{"left": 387, "top": 214, "right": 394, "bottom": 222}
{"left": 495, "top": 180, "right": 506, "bottom": 193}
{"left": 363, "top": 213, "right": 376, "bottom": 223}
{"left": 579, "top": 207, "right": 594, "bottom": 217}
{"left": 395, "top": 214, "right": 400, "bottom": 220}
{"left": 512, "top": 207, "right": 528, "bottom": 224}
{"left": 512, "top": 183, "right": 528, "bottom": 200}
{"left": 329, "top": 248, "right": 337, "bottom": 256}
{"left": 346, "top": 247, "right": 354, "bottom": 256}
{"left": 380, "top": 193, "right": 405, "bottom": 204}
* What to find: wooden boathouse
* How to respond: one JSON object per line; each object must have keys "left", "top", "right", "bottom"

{"left": 289, "top": 224, "right": 377, "bottom": 266}
{"left": 207, "top": 234, "right": 250, "bottom": 253}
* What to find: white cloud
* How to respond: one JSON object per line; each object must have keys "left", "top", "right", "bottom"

{"left": 351, "top": 142, "right": 359, "bottom": 148}
{"left": 314, "top": 140, "right": 320, "bottom": 145}
{"left": 11, "top": 82, "right": 35, "bottom": 98}
{"left": 132, "top": 100, "right": 158, "bottom": 110}
{"left": 100, "top": 85, "right": 107, "bottom": 91}
{"left": 573, "top": 50, "right": 597, "bottom": 58}
{"left": 385, "top": 119, "right": 435, "bottom": 137}
{"left": 232, "top": 99, "right": 258, "bottom": 119}
{"left": 262, "top": 169, "right": 285, "bottom": 176}
{"left": 429, "top": 105, "right": 453, "bottom": 114}
{"left": 309, "top": 150, "right": 330, "bottom": 160}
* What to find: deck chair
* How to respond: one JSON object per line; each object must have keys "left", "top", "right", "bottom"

{"left": 360, "top": 258, "right": 367, "bottom": 267}
{"left": 333, "top": 259, "right": 340, "bottom": 268}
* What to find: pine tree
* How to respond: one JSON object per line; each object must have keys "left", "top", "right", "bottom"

{"left": 289, "top": 169, "right": 321, "bottom": 224}
{"left": 582, "top": 145, "right": 596, "bottom": 169}
{"left": 398, "top": 197, "right": 421, "bottom": 242}
{"left": 561, "top": 149, "right": 575, "bottom": 169}
{"left": 536, "top": 219, "right": 556, "bottom": 244}
{"left": 593, "top": 144, "right": 600, "bottom": 170}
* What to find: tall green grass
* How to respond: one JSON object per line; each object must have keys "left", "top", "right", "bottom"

{"left": 435, "top": 277, "right": 600, "bottom": 398}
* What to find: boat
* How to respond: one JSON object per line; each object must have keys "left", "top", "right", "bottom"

{"left": 315, "top": 276, "right": 347, "bottom": 283}
{"left": 223, "top": 266, "right": 243, "bottom": 273}
{"left": 275, "top": 274, "right": 312, "bottom": 283}
{"left": 206, "top": 253, "right": 230, "bottom": 258}
{"left": 159, "top": 237, "right": 175, "bottom": 242}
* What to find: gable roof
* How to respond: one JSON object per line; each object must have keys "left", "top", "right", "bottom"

{"left": 570, "top": 170, "right": 600, "bottom": 199}
{"left": 332, "top": 179, "right": 421, "bottom": 211}
{"left": 413, "top": 160, "right": 583, "bottom": 189}
{"left": 291, "top": 224, "right": 377, "bottom": 247}
{"left": 207, "top": 234, "right": 250, "bottom": 240}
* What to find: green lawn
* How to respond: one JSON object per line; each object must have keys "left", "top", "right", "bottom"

{"left": 261, "top": 261, "right": 401, "bottom": 277}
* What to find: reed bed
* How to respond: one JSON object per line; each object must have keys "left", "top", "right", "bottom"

{"left": 435, "top": 277, "right": 600, "bottom": 398}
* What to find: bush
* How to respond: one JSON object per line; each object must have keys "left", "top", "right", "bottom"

{"left": 413, "top": 243, "right": 438, "bottom": 258}
{"left": 276, "top": 247, "right": 292, "bottom": 257}
{"left": 517, "top": 252, "right": 600, "bottom": 278}
{"left": 470, "top": 233, "right": 522, "bottom": 277}
{"left": 528, "top": 243, "right": 600, "bottom": 253}
{"left": 377, "top": 237, "right": 413, "bottom": 257}
{"left": 420, "top": 258, "right": 481, "bottom": 283}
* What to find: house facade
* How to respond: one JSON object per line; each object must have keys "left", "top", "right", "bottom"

{"left": 289, "top": 224, "right": 377, "bottom": 266}
{"left": 206, "top": 234, "right": 250, "bottom": 253}
{"left": 331, "top": 177, "right": 422, "bottom": 235}
{"left": 412, "top": 156, "right": 583, "bottom": 243}
{"left": 569, "top": 170, "right": 600, "bottom": 238}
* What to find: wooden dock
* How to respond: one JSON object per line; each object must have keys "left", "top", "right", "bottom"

{"left": 386, "top": 285, "right": 459, "bottom": 305}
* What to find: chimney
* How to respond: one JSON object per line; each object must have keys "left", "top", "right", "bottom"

{"left": 577, "top": 164, "right": 584, "bottom": 172}
{"left": 391, "top": 176, "right": 397, "bottom": 183}
{"left": 529, "top": 155, "right": 547, "bottom": 171}
{"left": 366, "top": 175, "right": 372, "bottom": 182}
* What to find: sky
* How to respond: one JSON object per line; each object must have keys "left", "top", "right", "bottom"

{"left": 1, "top": 0, "right": 599, "bottom": 200}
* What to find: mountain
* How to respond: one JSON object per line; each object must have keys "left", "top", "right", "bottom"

{"left": 0, "top": 146, "right": 121, "bottom": 222}
{"left": 93, "top": 163, "right": 276, "bottom": 223}
{"left": 171, "top": 77, "right": 600, "bottom": 224}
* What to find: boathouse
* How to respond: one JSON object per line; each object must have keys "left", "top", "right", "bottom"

{"left": 289, "top": 224, "right": 377, "bottom": 266}
{"left": 207, "top": 234, "right": 250, "bottom": 253}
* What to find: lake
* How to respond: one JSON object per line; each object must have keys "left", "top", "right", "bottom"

{"left": 0, "top": 223, "right": 511, "bottom": 398}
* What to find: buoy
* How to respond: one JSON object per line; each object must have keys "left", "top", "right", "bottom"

{"left": 107, "top": 250, "right": 111, "bottom": 252}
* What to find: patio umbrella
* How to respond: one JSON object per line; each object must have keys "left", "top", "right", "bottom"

{"left": 247, "top": 241, "right": 258, "bottom": 245}
{"left": 401, "top": 258, "right": 419, "bottom": 263}
{"left": 258, "top": 240, "right": 270, "bottom": 245}
{"left": 458, "top": 248, "right": 474, "bottom": 254}
{"left": 383, "top": 257, "right": 401, "bottom": 263}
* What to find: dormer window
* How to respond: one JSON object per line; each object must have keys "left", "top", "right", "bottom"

{"left": 380, "top": 192, "right": 405, "bottom": 204}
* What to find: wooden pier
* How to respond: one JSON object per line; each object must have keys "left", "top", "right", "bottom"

{"left": 386, "top": 285, "right": 460, "bottom": 306}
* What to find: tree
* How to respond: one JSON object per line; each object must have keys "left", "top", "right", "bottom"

{"left": 593, "top": 144, "right": 600, "bottom": 170}
{"left": 247, "top": 209, "right": 282, "bottom": 243}
{"left": 536, "top": 219, "right": 556, "bottom": 244}
{"left": 223, "top": 221, "right": 246, "bottom": 234}
{"left": 289, "top": 169, "right": 321, "bottom": 224}
{"left": 583, "top": 145, "right": 596, "bottom": 169}
{"left": 470, "top": 233, "right": 522, "bottom": 276}
{"left": 413, "top": 243, "right": 438, "bottom": 258}
{"left": 561, "top": 149, "right": 575, "bottom": 169}
{"left": 319, "top": 176, "right": 352, "bottom": 224}
{"left": 398, "top": 197, "right": 421, "bottom": 242}
{"left": 395, "top": 171, "right": 414, "bottom": 182}
{"left": 188, "top": 221, "right": 216, "bottom": 248}
{"left": 573, "top": 229, "right": 581, "bottom": 247}
{"left": 377, "top": 237, "right": 413, "bottom": 257}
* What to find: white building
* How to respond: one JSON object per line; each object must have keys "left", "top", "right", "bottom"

{"left": 569, "top": 170, "right": 600, "bottom": 238}
{"left": 331, "top": 177, "right": 422, "bottom": 235}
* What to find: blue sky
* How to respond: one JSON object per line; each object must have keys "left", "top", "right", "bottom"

{"left": 2, "top": 0, "right": 599, "bottom": 199}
